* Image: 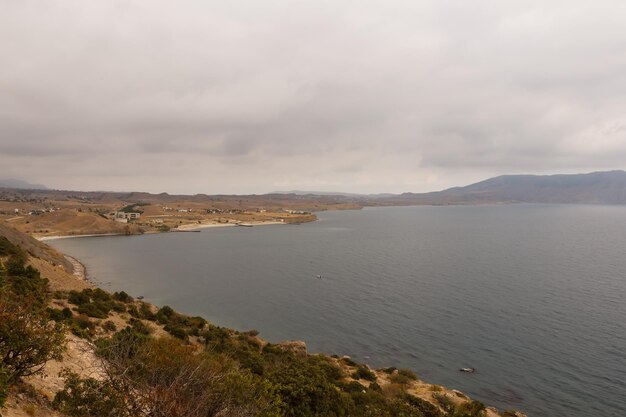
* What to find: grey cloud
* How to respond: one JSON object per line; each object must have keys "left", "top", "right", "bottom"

{"left": 1, "top": 0, "right": 625, "bottom": 194}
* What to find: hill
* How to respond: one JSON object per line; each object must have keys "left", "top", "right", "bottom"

{"left": 0, "top": 178, "right": 48, "bottom": 190}
{"left": 383, "top": 171, "right": 626, "bottom": 205}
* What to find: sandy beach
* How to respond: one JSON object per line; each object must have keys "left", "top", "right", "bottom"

{"left": 175, "top": 220, "right": 284, "bottom": 231}
{"left": 37, "top": 233, "right": 125, "bottom": 241}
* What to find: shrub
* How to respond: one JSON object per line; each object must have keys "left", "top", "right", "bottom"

{"left": 433, "top": 393, "right": 455, "bottom": 413}
{"left": 341, "top": 356, "right": 357, "bottom": 367}
{"left": 53, "top": 370, "right": 130, "bottom": 417}
{"left": 369, "top": 382, "right": 383, "bottom": 393}
{"left": 70, "top": 314, "right": 96, "bottom": 338}
{"left": 156, "top": 305, "right": 175, "bottom": 323}
{"left": 0, "top": 236, "right": 21, "bottom": 257}
{"left": 92, "top": 335, "right": 281, "bottom": 416}
{"left": 112, "top": 291, "right": 133, "bottom": 303}
{"left": 0, "top": 296, "right": 65, "bottom": 382}
{"left": 138, "top": 303, "right": 156, "bottom": 321}
{"left": 68, "top": 290, "right": 90, "bottom": 305}
{"left": 77, "top": 302, "right": 109, "bottom": 319}
{"left": 352, "top": 365, "right": 376, "bottom": 382}
{"left": 452, "top": 400, "right": 486, "bottom": 417}
{"left": 46, "top": 307, "right": 73, "bottom": 322}
{"left": 267, "top": 359, "right": 346, "bottom": 417}
{"left": 403, "top": 394, "right": 445, "bottom": 417}
{"left": 128, "top": 319, "right": 151, "bottom": 335}
{"left": 398, "top": 368, "right": 417, "bottom": 380}
{"left": 102, "top": 321, "right": 117, "bottom": 332}
{"left": 164, "top": 324, "right": 187, "bottom": 340}
{"left": 339, "top": 380, "right": 367, "bottom": 393}
{"left": 390, "top": 373, "right": 412, "bottom": 385}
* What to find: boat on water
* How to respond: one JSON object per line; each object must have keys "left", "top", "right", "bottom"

{"left": 236, "top": 223, "right": 254, "bottom": 227}
{"left": 459, "top": 367, "right": 476, "bottom": 373}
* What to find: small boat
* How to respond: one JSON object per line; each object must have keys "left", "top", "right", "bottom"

{"left": 137, "top": 296, "right": 145, "bottom": 300}
{"left": 459, "top": 367, "right": 475, "bottom": 373}
{"left": 236, "top": 223, "right": 254, "bottom": 227}
{"left": 316, "top": 274, "right": 322, "bottom": 279}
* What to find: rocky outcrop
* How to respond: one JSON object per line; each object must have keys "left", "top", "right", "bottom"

{"left": 277, "top": 340, "right": 307, "bottom": 356}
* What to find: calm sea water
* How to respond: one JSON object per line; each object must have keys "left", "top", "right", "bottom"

{"left": 50, "top": 205, "right": 626, "bottom": 417}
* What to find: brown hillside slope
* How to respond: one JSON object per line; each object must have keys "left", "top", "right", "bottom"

{"left": 7, "top": 210, "right": 143, "bottom": 238}
{"left": 0, "top": 222, "right": 72, "bottom": 272}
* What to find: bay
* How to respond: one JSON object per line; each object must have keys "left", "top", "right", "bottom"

{"left": 50, "top": 205, "right": 626, "bottom": 417}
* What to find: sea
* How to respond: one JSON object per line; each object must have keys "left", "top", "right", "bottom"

{"left": 49, "top": 205, "right": 626, "bottom": 417}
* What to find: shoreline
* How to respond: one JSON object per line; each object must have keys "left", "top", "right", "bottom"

{"left": 176, "top": 220, "right": 285, "bottom": 231}
{"left": 33, "top": 221, "right": 524, "bottom": 417}
{"left": 64, "top": 254, "right": 87, "bottom": 280}
{"left": 38, "top": 232, "right": 125, "bottom": 241}
{"left": 36, "top": 220, "right": 287, "bottom": 241}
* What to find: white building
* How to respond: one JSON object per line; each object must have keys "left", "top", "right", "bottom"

{"left": 113, "top": 211, "right": 141, "bottom": 221}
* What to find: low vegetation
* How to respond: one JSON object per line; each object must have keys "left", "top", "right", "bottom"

{"left": 0, "top": 237, "right": 65, "bottom": 408}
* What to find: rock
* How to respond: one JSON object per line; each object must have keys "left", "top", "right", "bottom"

{"left": 277, "top": 340, "right": 307, "bottom": 356}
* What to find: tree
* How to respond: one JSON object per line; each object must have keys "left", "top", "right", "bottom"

{"left": 0, "top": 296, "right": 65, "bottom": 383}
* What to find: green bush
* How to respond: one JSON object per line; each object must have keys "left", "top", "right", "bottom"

{"left": 155, "top": 305, "right": 174, "bottom": 323}
{"left": 267, "top": 359, "right": 346, "bottom": 417}
{"left": 451, "top": 400, "right": 486, "bottom": 417}
{"left": 390, "top": 373, "right": 412, "bottom": 385}
{"left": 102, "top": 321, "right": 117, "bottom": 332}
{"left": 138, "top": 303, "right": 156, "bottom": 320}
{"left": 70, "top": 314, "right": 96, "bottom": 338}
{"left": 112, "top": 291, "right": 133, "bottom": 303}
{"left": 403, "top": 394, "right": 445, "bottom": 417}
{"left": 352, "top": 365, "right": 376, "bottom": 382}
{"left": 69, "top": 289, "right": 125, "bottom": 319}
{"left": 398, "top": 368, "right": 417, "bottom": 380}
{"left": 68, "top": 290, "right": 90, "bottom": 305}
{"left": 128, "top": 319, "right": 151, "bottom": 335}
{"left": 77, "top": 302, "right": 109, "bottom": 319}
{"left": 164, "top": 324, "right": 187, "bottom": 340}
{"left": 0, "top": 237, "right": 22, "bottom": 257}
{"left": 53, "top": 370, "right": 130, "bottom": 417}
{"left": 0, "top": 296, "right": 65, "bottom": 383}
{"left": 46, "top": 307, "right": 73, "bottom": 322}
{"left": 339, "top": 380, "right": 367, "bottom": 393}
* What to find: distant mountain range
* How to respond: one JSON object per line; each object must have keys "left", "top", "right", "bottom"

{"left": 382, "top": 170, "right": 626, "bottom": 205}
{"left": 273, "top": 190, "right": 396, "bottom": 199}
{"left": 0, "top": 178, "right": 48, "bottom": 190}
{"left": 3, "top": 170, "right": 626, "bottom": 205}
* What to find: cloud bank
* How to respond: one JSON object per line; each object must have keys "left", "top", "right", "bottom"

{"left": 1, "top": 0, "right": 625, "bottom": 193}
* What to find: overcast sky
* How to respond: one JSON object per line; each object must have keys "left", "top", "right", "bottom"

{"left": 1, "top": 1, "right": 626, "bottom": 194}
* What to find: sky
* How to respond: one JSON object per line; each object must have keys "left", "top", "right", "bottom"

{"left": 1, "top": 1, "right": 626, "bottom": 195}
